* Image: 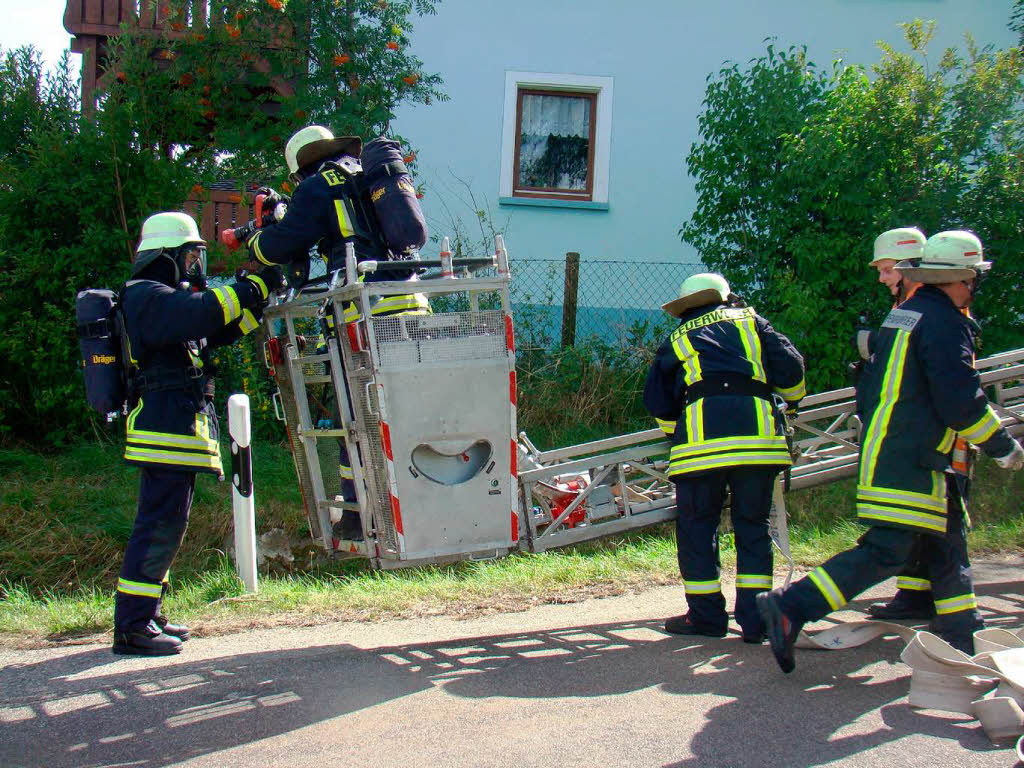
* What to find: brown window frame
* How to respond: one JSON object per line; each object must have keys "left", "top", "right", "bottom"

{"left": 512, "top": 88, "right": 598, "bottom": 202}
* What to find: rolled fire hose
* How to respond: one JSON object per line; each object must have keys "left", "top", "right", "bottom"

{"left": 797, "top": 620, "right": 1024, "bottom": 752}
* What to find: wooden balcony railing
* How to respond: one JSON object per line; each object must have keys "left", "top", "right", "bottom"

{"left": 65, "top": 0, "right": 300, "bottom": 110}
{"left": 184, "top": 186, "right": 261, "bottom": 272}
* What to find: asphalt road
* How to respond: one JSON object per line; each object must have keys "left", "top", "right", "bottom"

{"left": 3, "top": 558, "right": 1024, "bottom": 768}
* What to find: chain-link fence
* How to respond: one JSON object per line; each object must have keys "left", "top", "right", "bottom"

{"left": 307, "top": 254, "right": 703, "bottom": 350}
{"left": 507, "top": 258, "right": 704, "bottom": 350}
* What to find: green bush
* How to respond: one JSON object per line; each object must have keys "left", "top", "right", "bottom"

{"left": 682, "top": 21, "right": 1024, "bottom": 390}
{"left": 0, "top": 49, "right": 199, "bottom": 446}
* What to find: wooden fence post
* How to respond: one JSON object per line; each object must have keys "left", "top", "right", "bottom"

{"left": 561, "top": 251, "right": 580, "bottom": 348}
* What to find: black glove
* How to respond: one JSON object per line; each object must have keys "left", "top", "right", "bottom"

{"left": 255, "top": 186, "right": 280, "bottom": 202}
{"left": 255, "top": 186, "right": 290, "bottom": 210}
{"left": 247, "top": 266, "right": 284, "bottom": 299}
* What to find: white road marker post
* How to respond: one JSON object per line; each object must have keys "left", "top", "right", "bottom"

{"left": 228, "top": 393, "right": 258, "bottom": 593}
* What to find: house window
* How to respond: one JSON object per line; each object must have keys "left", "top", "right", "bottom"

{"left": 500, "top": 72, "right": 613, "bottom": 209}
{"left": 513, "top": 89, "right": 596, "bottom": 200}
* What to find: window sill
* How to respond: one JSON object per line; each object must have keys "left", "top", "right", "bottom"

{"left": 499, "top": 196, "right": 609, "bottom": 211}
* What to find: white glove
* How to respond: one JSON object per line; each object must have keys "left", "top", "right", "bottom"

{"left": 994, "top": 440, "right": 1024, "bottom": 471}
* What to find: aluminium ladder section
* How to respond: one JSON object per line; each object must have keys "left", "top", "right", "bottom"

{"left": 518, "top": 348, "right": 1024, "bottom": 553}
{"left": 262, "top": 297, "right": 370, "bottom": 554}
{"left": 263, "top": 240, "right": 517, "bottom": 569}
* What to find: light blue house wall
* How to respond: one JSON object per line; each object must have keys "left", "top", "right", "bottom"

{"left": 393, "top": 0, "right": 1016, "bottom": 311}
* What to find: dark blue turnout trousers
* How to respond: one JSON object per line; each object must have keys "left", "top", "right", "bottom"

{"left": 114, "top": 467, "right": 195, "bottom": 633}
{"left": 888, "top": 475, "right": 972, "bottom": 609}
{"left": 777, "top": 476, "right": 980, "bottom": 646}
{"left": 675, "top": 466, "right": 778, "bottom": 635}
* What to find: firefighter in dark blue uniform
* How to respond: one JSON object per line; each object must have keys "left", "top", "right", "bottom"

{"left": 759, "top": 231, "right": 1024, "bottom": 672}
{"left": 860, "top": 228, "right": 937, "bottom": 621}
{"left": 115, "top": 211, "right": 283, "bottom": 656}
{"left": 246, "top": 126, "right": 429, "bottom": 541}
{"left": 644, "top": 273, "right": 806, "bottom": 642}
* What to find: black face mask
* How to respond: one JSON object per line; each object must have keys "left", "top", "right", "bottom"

{"left": 175, "top": 245, "right": 208, "bottom": 291}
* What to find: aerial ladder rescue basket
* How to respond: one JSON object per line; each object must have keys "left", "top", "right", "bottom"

{"left": 263, "top": 238, "right": 518, "bottom": 568}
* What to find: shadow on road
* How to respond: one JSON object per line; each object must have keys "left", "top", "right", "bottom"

{"left": 2, "top": 576, "right": 1021, "bottom": 767}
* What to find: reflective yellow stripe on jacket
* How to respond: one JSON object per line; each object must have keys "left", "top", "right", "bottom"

{"left": 124, "top": 398, "right": 223, "bottom": 473}
{"left": 774, "top": 379, "right": 806, "bottom": 401}
{"left": 959, "top": 406, "right": 1002, "bottom": 445}
{"left": 669, "top": 435, "right": 790, "bottom": 475}
{"left": 656, "top": 418, "right": 676, "bottom": 436}
{"left": 238, "top": 309, "right": 260, "bottom": 335}
{"left": 856, "top": 328, "right": 946, "bottom": 532}
{"left": 342, "top": 292, "right": 432, "bottom": 323}
{"left": 211, "top": 285, "right": 242, "bottom": 324}
{"left": 666, "top": 306, "right": 791, "bottom": 477}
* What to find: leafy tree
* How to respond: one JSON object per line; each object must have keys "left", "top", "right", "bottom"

{"left": 0, "top": 1, "right": 446, "bottom": 445}
{"left": 106, "top": 0, "right": 446, "bottom": 187}
{"left": 682, "top": 22, "right": 1024, "bottom": 390}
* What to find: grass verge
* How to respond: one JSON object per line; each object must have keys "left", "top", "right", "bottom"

{"left": 1, "top": 440, "right": 1021, "bottom": 648}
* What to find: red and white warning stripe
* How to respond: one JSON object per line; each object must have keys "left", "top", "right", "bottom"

{"left": 377, "top": 384, "right": 405, "bottom": 553}
{"left": 506, "top": 312, "right": 519, "bottom": 545}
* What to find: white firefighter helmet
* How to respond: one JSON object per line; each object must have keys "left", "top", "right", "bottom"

{"left": 870, "top": 227, "right": 925, "bottom": 266}
{"left": 896, "top": 230, "right": 991, "bottom": 283}
{"left": 662, "top": 273, "right": 731, "bottom": 318}
{"left": 284, "top": 125, "right": 362, "bottom": 179}
{"left": 135, "top": 211, "right": 204, "bottom": 253}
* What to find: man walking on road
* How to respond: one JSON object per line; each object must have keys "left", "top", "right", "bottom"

{"left": 860, "top": 228, "right": 934, "bottom": 621}
{"left": 758, "top": 231, "right": 1024, "bottom": 673}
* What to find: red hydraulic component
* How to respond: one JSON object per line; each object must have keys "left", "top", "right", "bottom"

{"left": 263, "top": 336, "right": 283, "bottom": 376}
{"left": 346, "top": 321, "right": 367, "bottom": 352}
{"left": 218, "top": 193, "right": 269, "bottom": 251}
{"left": 550, "top": 480, "right": 588, "bottom": 528}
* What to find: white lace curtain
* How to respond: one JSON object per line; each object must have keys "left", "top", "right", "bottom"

{"left": 519, "top": 94, "right": 590, "bottom": 138}
{"left": 517, "top": 92, "right": 591, "bottom": 191}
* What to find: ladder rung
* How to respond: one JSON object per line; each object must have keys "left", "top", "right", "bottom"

{"left": 294, "top": 352, "right": 331, "bottom": 365}
{"left": 318, "top": 499, "right": 360, "bottom": 513}
{"left": 299, "top": 427, "right": 349, "bottom": 438}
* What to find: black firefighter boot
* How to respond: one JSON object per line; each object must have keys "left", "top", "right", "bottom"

{"left": 112, "top": 621, "right": 183, "bottom": 656}
{"left": 664, "top": 614, "right": 727, "bottom": 638}
{"left": 154, "top": 614, "right": 191, "bottom": 641}
{"left": 867, "top": 591, "right": 935, "bottom": 621}
{"left": 756, "top": 590, "right": 803, "bottom": 674}
{"left": 335, "top": 510, "right": 364, "bottom": 542}
{"left": 154, "top": 582, "right": 190, "bottom": 640}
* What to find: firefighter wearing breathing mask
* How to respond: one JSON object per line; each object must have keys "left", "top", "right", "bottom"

{"left": 759, "top": 231, "right": 1024, "bottom": 673}
{"left": 113, "top": 211, "right": 282, "bottom": 656}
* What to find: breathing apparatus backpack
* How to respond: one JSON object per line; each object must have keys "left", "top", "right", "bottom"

{"left": 76, "top": 288, "right": 129, "bottom": 420}
{"left": 317, "top": 138, "right": 428, "bottom": 279}
{"left": 359, "top": 136, "right": 428, "bottom": 258}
